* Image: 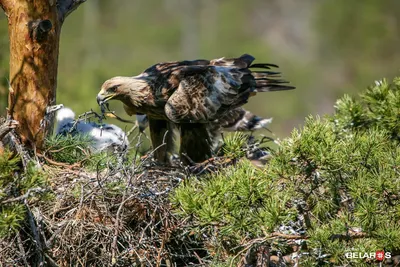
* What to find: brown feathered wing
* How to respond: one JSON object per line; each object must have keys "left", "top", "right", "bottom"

{"left": 164, "top": 54, "right": 293, "bottom": 124}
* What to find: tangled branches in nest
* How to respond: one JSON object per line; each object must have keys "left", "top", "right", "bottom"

{"left": 0, "top": 142, "right": 258, "bottom": 266}
{"left": 0, "top": 154, "right": 196, "bottom": 266}
{"left": 0, "top": 106, "right": 272, "bottom": 266}
{"left": 35, "top": 133, "right": 267, "bottom": 266}
{"left": 39, "top": 161, "right": 189, "bottom": 266}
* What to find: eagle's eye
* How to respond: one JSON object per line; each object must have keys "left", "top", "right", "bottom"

{"left": 108, "top": 85, "right": 119, "bottom": 93}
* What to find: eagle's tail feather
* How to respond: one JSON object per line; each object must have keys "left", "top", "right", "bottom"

{"left": 247, "top": 61, "right": 295, "bottom": 92}
{"left": 252, "top": 70, "right": 281, "bottom": 77}
{"left": 249, "top": 66, "right": 295, "bottom": 92}
{"left": 250, "top": 63, "right": 279, "bottom": 69}
{"left": 254, "top": 83, "right": 295, "bottom": 92}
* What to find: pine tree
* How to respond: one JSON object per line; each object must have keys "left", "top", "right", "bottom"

{"left": 172, "top": 77, "right": 400, "bottom": 265}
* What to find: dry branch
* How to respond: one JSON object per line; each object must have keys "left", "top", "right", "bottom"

{"left": 1, "top": 188, "right": 47, "bottom": 204}
{"left": 25, "top": 201, "right": 45, "bottom": 266}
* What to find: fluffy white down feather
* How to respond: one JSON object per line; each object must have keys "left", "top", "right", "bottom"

{"left": 56, "top": 107, "right": 129, "bottom": 153}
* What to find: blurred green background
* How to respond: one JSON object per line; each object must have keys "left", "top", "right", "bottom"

{"left": 0, "top": 0, "right": 399, "bottom": 138}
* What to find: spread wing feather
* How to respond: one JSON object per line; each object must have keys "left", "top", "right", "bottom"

{"left": 163, "top": 54, "right": 294, "bottom": 123}
{"left": 165, "top": 65, "right": 252, "bottom": 123}
{"left": 141, "top": 54, "right": 294, "bottom": 123}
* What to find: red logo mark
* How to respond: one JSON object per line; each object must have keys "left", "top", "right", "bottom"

{"left": 376, "top": 250, "right": 385, "bottom": 261}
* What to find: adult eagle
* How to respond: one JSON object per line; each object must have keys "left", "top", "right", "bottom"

{"left": 97, "top": 54, "right": 294, "bottom": 164}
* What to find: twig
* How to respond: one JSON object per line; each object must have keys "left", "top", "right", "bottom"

{"left": 0, "top": 118, "right": 18, "bottom": 139}
{"left": 135, "top": 130, "right": 169, "bottom": 171}
{"left": 25, "top": 200, "right": 45, "bottom": 266}
{"left": 38, "top": 152, "right": 80, "bottom": 169}
{"left": 126, "top": 124, "right": 138, "bottom": 138}
{"left": 8, "top": 131, "right": 30, "bottom": 171}
{"left": 267, "top": 232, "right": 308, "bottom": 240}
{"left": 78, "top": 184, "right": 85, "bottom": 211}
{"left": 193, "top": 251, "right": 205, "bottom": 266}
{"left": 111, "top": 195, "right": 135, "bottom": 265}
{"left": 110, "top": 151, "right": 137, "bottom": 265}
{"left": 131, "top": 132, "right": 145, "bottom": 171}
{"left": 16, "top": 231, "right": 29, "bottom": 267}
{"left": 57, "top": 168, "right": 96, "bottom": 179}
{"left": 67, "top": 109, "right": 103, "bottom": 134}
{"left": 181, "top": 153, "right": 196, "bottom": 166}
{"left": 156, "top": 233, "right": 167, "bottom": 267}
{"left": 329, "top": 231, "right": 367, "bottom": 241}
{"left": 1, "top": 187, "right": 46, "bottom": 204}
{"left": 45, "top": 220, "right": 68, "bottom": 248}
{"left": 44, "top": 253, "right": 59, "bottom": 267}
{"left": 230, "top": 234, "right": 307, "bottom": 267}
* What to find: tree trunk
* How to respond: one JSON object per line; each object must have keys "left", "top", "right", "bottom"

{"left": 4, "top": 1, "right": 60, "bottom": 150}
{"left": 0, "top": 0, "right": 86, "bottom": 151}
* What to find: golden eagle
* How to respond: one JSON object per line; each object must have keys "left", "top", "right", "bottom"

{"left": 97, "top": 54, "right": 294, "bottom": 164}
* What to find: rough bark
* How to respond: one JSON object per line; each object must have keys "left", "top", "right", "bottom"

{"left": 0, "top": 0, "right": 86, "bottom": 151}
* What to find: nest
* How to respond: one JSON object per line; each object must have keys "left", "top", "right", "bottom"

{"left": 43, "top": 162, "right": 190, "bottom": 266}
{"left": 0, "top": 148, "right": 248, "bottom": 267}
{"left": 0, "top": 107, "right": 272, "bottom": 266}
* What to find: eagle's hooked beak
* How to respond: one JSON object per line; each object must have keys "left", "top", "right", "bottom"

{"left": 96, "top": 90, "right": 116, "bottom": 106}
{"left": 96, "top": 94, "right": 103, "bottom": 106}
{"left": 96, "top": 94, "right": 104, "bottom": 106}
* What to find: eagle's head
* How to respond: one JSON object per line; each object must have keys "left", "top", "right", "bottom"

{"left": 97, "top": 76, "right": 150, "bottom": 108}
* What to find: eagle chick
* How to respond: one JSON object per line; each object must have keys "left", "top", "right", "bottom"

{"left": 56, "top": 107, "right": 129, "bottom": 153}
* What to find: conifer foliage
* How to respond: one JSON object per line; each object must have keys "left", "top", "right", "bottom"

{"left": 172, "top": 78, "right": 400, "bottom": 265}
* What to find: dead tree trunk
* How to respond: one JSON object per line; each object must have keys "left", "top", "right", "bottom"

{"left": 0, "top": 0, "right": 86, "bottom": 151}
